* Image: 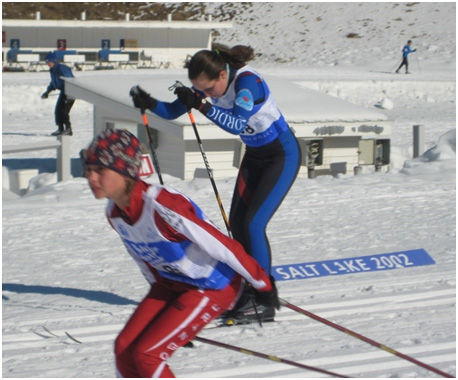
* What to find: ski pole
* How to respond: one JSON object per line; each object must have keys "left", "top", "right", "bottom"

{"left": 193, "top": 336, "right": 348, "bottom": 377}
{"left": 169, "top": 81, "right": 232, "bottom": 236}
{"left": 129, "top": 87, "right": 164, "bottom": 185}
{"left": 279, "top": 298, "right": 454, "bottom": 378}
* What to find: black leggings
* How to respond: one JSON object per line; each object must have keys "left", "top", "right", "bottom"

{"left": 229, "top": 129, "right": 301, "bottom": 273}
{"left": 54, "top": 92, "right": 75, "bottom": 129}
{"left": 397, "top": 57, "right": 409, "bottom": 73}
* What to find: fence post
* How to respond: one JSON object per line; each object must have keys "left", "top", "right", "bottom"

{"left": 413, "top": 125, "right": 424, "bottom": 158}
{"left": 57, "top": 135, "right": 71, "bottom": 181}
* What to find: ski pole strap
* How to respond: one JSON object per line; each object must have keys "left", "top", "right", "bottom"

{"left": 279, "top": 298, "right": 454, "bottom": 378}
{"left": 193, "top": 336, "right": 348, "bottom": 377}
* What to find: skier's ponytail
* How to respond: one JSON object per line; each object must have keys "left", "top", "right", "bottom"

{"left": 186, "top": 43, "right": 255, "bottom": 80}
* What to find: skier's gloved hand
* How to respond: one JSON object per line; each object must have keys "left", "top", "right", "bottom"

{"left": 129, "top": 85, "right": 157, "bottom": 111}
{"left": 174, "top": 86, "right": 211, "bottom": 114}
{"left": 41, "top": 91, "right": 49, "bottom": 99}
{"left": 255, "top": 276, "right": 280, "bottom": 310}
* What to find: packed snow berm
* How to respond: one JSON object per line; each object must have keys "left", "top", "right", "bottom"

{"left": 2, "top": 2, "right": 455, "bottom": 378}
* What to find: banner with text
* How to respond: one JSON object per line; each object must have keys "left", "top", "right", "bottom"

{"left": 272, "top": 249, "right": 435, "bottom": 281}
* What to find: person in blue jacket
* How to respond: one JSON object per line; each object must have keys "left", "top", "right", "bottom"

{"left": 130, "top": 43, "right": 301, "bottom": 324}
{"left": 41, "top": 52, "right": 75, "bottom": 136}
{"left": 396, "top": 40, "right": 417, "bottom": 74}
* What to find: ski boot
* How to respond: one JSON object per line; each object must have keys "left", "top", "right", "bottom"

{"left": 50, "top": 128, "right": 63, "bottom": 136}
{"left": 220, "top": 286, "right": 275, "bottom": 326}
{"left": 224, "top": 302, "right": 275, "bottom": 326}
{"left": 63, "top": 123, "right": 73, "bottom": 136}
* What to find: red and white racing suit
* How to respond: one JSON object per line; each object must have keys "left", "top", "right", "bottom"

{"left": 109, "top": 180, "right": 271, "bottom": 377}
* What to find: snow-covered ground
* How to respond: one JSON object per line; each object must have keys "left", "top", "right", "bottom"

{"left": 2, "top": 2, "right": 456, "bottom": 378}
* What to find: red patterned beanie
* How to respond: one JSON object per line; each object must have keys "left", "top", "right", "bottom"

{"left": 85, "top": 128, "right": 142, "bottom": 179}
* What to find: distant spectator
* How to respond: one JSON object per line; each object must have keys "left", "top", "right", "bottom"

{"left": 395, "top": 40, "right": 417, "bottom": 74}
{"left": 41, "top": 52, "right": 75, "bottom": 136}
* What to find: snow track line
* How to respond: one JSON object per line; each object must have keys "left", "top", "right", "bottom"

{"left": 5, "top": 330, "right": 455, "bottom": 377}
{"left": 176, "top": 349, "right": 456, "bottom": 378}
{"left": 3, "top": 289, "right": 454, "bottom": 350}
{"left": 193, "top": 335, "right": 349, "bottom": 377}
{"left": 275, "top": 295, "right": 455, "bottom": 325}
{"left": 310, "top": 295, "right": 455, "bottom": 319}
{"left": 5, "top": 287, "right": 453, "bottom": 336}
{"left": 331, "top": 353, "right": 456, "bottom": 377}
{"left": 4, "top": 327, "right": 454, "bottom": 356}
{"left": 2, "top": 308, "right": 133, "bottom": 328}
{"left": 281, "top": 298, "right": 455, "bottom": 378}
{"left": 3, "top": 290, "right": 454, "bottom": 377}
{"left": 300, "top": 288, "right": 455, "bottom": 310}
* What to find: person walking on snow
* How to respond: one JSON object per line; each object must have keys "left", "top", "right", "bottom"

{"left": 130, "top": 43, "right": 301, "bottom": 324}
{"left": 396, "top": 40, "right": 417, "bottom": 74}
{"left": 41, "top": 52, "right": 75, "bottom": 136}
{"left": 81, "top": 128, "right": 279, "bottom": 378}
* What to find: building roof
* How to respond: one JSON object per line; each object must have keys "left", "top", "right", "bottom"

{"left": 2, "top": 19, "right": 232, "bottom": 30}
{"left": 65, "top": 69, "right": 388, "bottom": 125}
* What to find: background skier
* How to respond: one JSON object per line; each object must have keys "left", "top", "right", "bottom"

{"left": 130, "top": 43, "right": 301, "bottom": 324}
{"left": 82, "top": 128, "right": 279, "bottom": 377}
{"left": 396, "top": 40, "right": 417, "bottom": 74}
{"left": 41, "top": 52, "right": 75, "bottom": 136}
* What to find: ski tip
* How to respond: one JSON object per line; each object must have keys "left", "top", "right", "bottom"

{"left": 65, "top": 331, "right": 82, "bottom": 344}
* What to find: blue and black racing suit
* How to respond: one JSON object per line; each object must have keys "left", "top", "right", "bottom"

{"left": 147, "top": 65, "right": 301, "bottom": 274}
{"left": 45, "top": 62, "right": 75, "bottom": 130}
{"left": 396, "top": 44, "right": 416, "bottom": 73}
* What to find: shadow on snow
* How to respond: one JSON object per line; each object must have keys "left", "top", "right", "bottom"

{"left": 2, "top": 283, "right": 138, "bottom": 305}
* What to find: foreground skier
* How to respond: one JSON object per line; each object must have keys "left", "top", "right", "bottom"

{"left": 82, "top": 128, "right": 279, "bottom": 377}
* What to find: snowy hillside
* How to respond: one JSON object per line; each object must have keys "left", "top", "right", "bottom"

{"left": 2, "top": 2, "right": 456, "bottom": 68}
{"left": 2, "top": 2, "right": 456, "bottom": 378}
{"left": 209, "top": 2, "right": 456, "bottom": 68}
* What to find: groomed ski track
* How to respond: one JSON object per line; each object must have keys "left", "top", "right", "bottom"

{"left": 3, "top": 63, "right": 456, "bottom": 377}
{"left": 3, "top": 276, "right": 455, "bottom": 377}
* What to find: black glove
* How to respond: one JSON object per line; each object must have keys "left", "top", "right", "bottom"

{"left": 129, "top": 85, "right": 157, "bottom": 111}
{"left": 41, "top": 91, "right": 49, "bottom": 99}
{"left": 174, "top": 86, "right": 210, "bottom": 114}
{"left": 255, "top": 276, "right": 280, "bottom": 310}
